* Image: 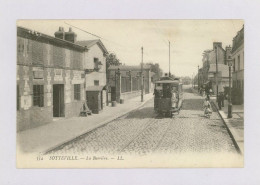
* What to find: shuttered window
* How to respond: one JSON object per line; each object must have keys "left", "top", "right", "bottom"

{"left": 33, "top": 85, "right": 44, "bottom": 107}
{"left": 74, "top": 84, "right": 81, "bottom": 100}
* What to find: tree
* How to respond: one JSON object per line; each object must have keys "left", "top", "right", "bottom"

{"left": 146, "top": 62, "right": 163, "bottom": 82}
{"left": 106, "top": 53, "right": 121, "bottom": 69}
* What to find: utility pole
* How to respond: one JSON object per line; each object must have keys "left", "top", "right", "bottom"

{"left": 228, "top": 58, "right": 233, "bottom": 118}
{"left": 193, "top": 73, "right": 195, "bottom": 88}
{"left": 215, "top": 46, "right": 219, "bottom": 100}
{"left": 141, "top": 47, "right": 144, "bottom": 102}
{"left": 198, "top": 65, "right": 199, "bottom": 92}
{"left": 169, "top": 41, "right": 171, "bottom": 77}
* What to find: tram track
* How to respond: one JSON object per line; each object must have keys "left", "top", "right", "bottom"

{"left": 118, "top": 117, "right": 159, "bottom": 153}
{"left": 46, "top": 100, "right": 155, "bottom": 155}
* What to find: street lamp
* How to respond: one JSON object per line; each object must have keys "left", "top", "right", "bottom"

{"left": 227, "top": 57, "right": 233, "bottom": 118}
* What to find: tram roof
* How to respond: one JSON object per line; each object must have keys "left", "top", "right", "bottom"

{"left": 155, "top": 80, "right": 181, "bottom": 84}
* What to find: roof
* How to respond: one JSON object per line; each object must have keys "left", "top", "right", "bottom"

{"left": 17, "top": 26, "right": 87, "bottom": 52}
{"left": 155, "top": 77, "right": 181, "bottom": 84}
{"left": 76, "top": 39, "right": 108, "bottom": 54}
{"left": 208, "top": 64, "right": 229, "bottom": 77}
{"left": 108, "top": 65, "right": 151, "bottom": 71}
{"left": 86, "top": 85, "right": 106, "bottom": 91}
{"left": 155, "top": 80, "right": 181, "bottom": 84}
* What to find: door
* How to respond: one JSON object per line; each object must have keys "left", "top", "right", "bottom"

{"left": 111, "top": 86, "right": 116, "bottom": 101}
{"left": 53, "top": 84, "right": 64, "bottom": 117}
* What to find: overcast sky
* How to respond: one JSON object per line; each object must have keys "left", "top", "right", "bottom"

{"left": 17, "top": 20, "right": 243, "bottom": 77}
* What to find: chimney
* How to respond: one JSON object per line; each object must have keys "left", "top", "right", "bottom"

{"left": 65, "top": 27, "right": 77, "bottom": 43}
{"left": 54, "top": 27, "right": 65, "bottom": 39}
{"left": 213, "top": 42, "right": 222, "bottom": 50}
{"left": 225, "top": 46, "right": 232, "bottom": 64}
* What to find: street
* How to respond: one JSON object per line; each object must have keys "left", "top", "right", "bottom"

{"left": 49, "top": 86, "right": 237, "bottom": 156}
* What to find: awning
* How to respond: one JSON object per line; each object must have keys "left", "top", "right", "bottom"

{"left": 86, "top": 85, "right": 106, "bottom": 91}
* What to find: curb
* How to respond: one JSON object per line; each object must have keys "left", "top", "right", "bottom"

{"left": 43, "top": 95, "right": 153, "bottom": 154}
{"left": 211, "top": 101, "right": 242, "bottom": 155}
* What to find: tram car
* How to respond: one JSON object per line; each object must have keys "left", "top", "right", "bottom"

{"left": 154, "top": 76, "right": 183, "bottom": 117}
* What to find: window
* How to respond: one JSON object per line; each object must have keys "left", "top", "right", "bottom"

{"left": 18, "top": 43, "right": 24, "bottom": 53}
{"left": 33, "top": 85, "right": 44, "bottom": 107}
{"left": 238, "top": 55, "right": 240, "bottom": 71}
{"left": 17, "top": 85, "right": 20, "bottom": 111}
{"left": 94, "top": 80, "right": 99, "bottom": 86}
{"left": 233, "top": 59, "right": 236, "bottom": 72}
{"left": 94, "top": 58, "right": 99, "bottom": 70}
{"left": 74, "top": 84, "right": 81, "bottom": 100}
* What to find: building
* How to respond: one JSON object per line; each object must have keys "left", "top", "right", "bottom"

{"left": 200, "top": 42, "right": 232, "bottom": 94}
{"left": 107, "top": 65, "right": 152, "bottom": 102}
{"left": 231, "top": 25, "right": 244, "bottom": 104}
{"left": 17, "top": 26, "right": 109, "bottom": 131}
{"left": 17, "top": 26, "right": 86, "bottom": 131}
{"left": 76, "top": 40, "right": 108, "bottom": 113}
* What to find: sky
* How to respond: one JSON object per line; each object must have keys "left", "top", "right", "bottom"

{"left": 17, "top": 20, "right": 243, "bottom": 77}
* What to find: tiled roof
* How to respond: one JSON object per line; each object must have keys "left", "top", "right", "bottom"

{"left": 76, "top": 39, "right": 108, "bottom": 54}
{"left": 17, "top": 26, "right": 87, "bottom": 51}
{"left": 76, "top": 40, "right": 99, "bottom": 48}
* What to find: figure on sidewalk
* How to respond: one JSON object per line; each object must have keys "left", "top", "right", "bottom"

{"left": 217, "top": 93, "right": 222, "bottom": 110}
{"left": 221, "top": 92, "right": 225, "bottom": 107}
{"left": 203, "top": 97, "right": 212, "bottom": 118}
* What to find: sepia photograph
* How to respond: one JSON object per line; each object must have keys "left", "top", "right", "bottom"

{"left": 16, "top": 20, "right": 244, "bottom": 168}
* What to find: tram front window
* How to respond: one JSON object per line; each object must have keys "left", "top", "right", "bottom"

{"left": 163, "top": 84, "right": 172, "bottom": 98}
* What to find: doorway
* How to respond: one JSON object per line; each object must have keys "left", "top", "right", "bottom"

{"left": 111, "top": 86, "right": 116, "bottom": 101}
{"left": 53, "top": 84, "right": 64, "bottom": 117}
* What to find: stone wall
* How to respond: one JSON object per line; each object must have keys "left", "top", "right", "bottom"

{"left": 17, "top": 35, "right": 85, "bottom": 132}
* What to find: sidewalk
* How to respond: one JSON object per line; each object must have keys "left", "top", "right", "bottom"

{"left": 211, "top": 97, "right": 244, "bottom": 154}
{"left": 17, "top": 93, "right": 154, "bottom": 154}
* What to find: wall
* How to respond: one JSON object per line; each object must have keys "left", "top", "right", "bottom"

{"left": 232, "top": 44, "right": 244, "bottom": 73}
{"left": 17, "top": 36, "right": 85, "bottom": 132}
{"left": 84, "top": 44, "right": 107, "bottom": 87}
{"left": 208, "top": 48, "right": 225, "bottom": 65}
{"left": 117, "top": 90, "right": 141, "bottom": 101}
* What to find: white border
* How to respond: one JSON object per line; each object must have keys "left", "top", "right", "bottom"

{"left": 1, "top": 0, "right": 260, "bottom": 184}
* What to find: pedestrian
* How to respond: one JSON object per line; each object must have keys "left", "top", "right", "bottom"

{"left": 203, "top": 97, "right": 212, "bottom": 117}
{"left": 209, "top": 88, "right": 213, "bottom": 95}
{"left": 206, "top": 92, "right": 210, "bottom": 100}
{"left": 217, "top": 93, "right": 222, "bottom": 110}
{"left": 221, "top": 92, "right": 224, "bottom": 107}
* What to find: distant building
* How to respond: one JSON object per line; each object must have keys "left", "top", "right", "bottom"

{"left": 231, "top": 25, "right": 244, "bottom": 104}
{"left": 200, "top": 42, "right": 232, "bottom": 94}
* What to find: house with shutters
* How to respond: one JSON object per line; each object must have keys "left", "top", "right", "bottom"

{"left": 231, "top": 25, "right": 244, "bottom": 104}
{"left": 200, "top": 42, "right": 232, "bottom": 94}
{"left": 16, "top": 26, "right": 109, "bottom": 131}
{"left": 17, "top": 26, "right": 87, "bottom": 131}
{"left": 76, "top": 40, "right": 109, "bottom": 113}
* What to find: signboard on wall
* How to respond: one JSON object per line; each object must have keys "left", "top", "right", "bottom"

{"left": 33, "top": 67, "right": 44, "bottom": 79}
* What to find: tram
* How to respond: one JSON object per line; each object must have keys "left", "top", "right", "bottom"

{"left": 154, "top": 76, "right": 183, "bottom": 117}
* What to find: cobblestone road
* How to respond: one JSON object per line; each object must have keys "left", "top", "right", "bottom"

{"left": 49, "top": 87, "right": 237, "bottom": 156}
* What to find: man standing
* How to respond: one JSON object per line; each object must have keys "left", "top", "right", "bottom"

{"left": 217, "top": 92, "right": 222, "bottom": 110}
{"left": 221, "top": 92, "right": 225, "bottom": 107}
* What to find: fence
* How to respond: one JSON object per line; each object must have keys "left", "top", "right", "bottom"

{"left": 121, "top": 76, "right": 131, "bottom": 93}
